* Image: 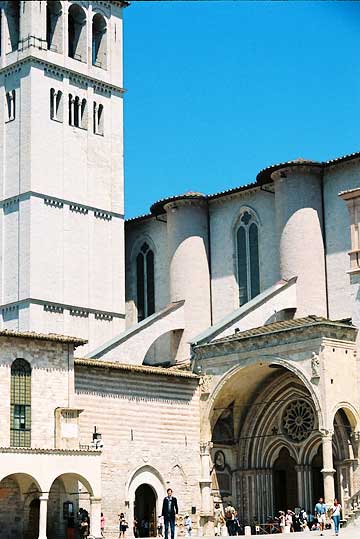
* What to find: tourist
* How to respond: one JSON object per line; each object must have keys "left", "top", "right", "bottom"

{"left": 133, "top": 517, "right": 139, "bottom": 538}
{"left": 119, "top": 513, "right": 128, "bottom": 538}
{"left": 299, "top": 509, "right": 308, "bottom": 531}
{"left": 161, "top": 488, "right": 179, "bottom": 539}
{"left": 78, "top": 509, "right": 90, "bottom": 539}
{"left": 101, "top": 512, "right": 105, "bottom": 537}
{"left": 157, "top": 515, "right": 164, "bottom": 537}
{"left": 279, "top": 511, "right": 285, "bottom": 533}
{"left": 285, "top": 509, "right": 294, "bottom": 532}
{"left": 184, "top": 513, "right": 192, "bottom": 537}
{"left": 214, "top": 502, "right": 225, "bottom": 536}
{"left": 314, "top": 498, "right": 327, "bottom": 536}
{"left": 331, "top": 499, "right": 341, "bottom": 536}
{"left": 142, "top": 519, "right": 149, "bottom": 537}
{"left": 224, "top": 503, "right": 236, "bottom": 536}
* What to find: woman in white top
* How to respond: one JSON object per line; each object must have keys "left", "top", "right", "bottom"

{"left": 332, "top": 499, "right": 341, "bottom": 536}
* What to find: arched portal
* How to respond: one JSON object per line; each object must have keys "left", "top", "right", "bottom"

{"left": 207, "top": 360, "right": 324, "bottom": 525}
{"left": 135, "top": 484, "right": 157, "bottom": 537}
{"left": 47, "top": 473, "right": 93, "bottom": 539}
{"left": 126, "top": 465, "right": 166, "bottom": 538}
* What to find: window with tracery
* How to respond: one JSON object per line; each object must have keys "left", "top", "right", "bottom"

{"left": 236, "top": 210, "right": 260, "bottom": 306}
{"left": 10, "top": 358, "right": 31, "bottom": 447}
{"left": 136, "top": 242, "right": 155, "bottom": 322}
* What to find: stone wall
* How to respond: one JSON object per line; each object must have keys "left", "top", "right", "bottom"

{"left": 74, "top": 363, "right": 201, "bottom": 538}
{"left": 0, "top": 336, "right": 74, "bottom": 449}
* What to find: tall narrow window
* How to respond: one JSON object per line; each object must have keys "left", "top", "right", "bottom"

{"left": 6, "top": 90, "right": 16, "bottom": 122}
{"left": 46, "top": 0, "right": 63, "bottom": 53}
{"left": 93, "top": 102, "right": 104, "bottom": 135}
{"left": 92, "top": 13, "right": 107, "bottom": 68}
{"left": 50, "top": 88, "right": 63, "bottom": 121}
{"left": 10, "top": 359, "right": 31, "bottom": 447}
{"left": 236, "top": 210, "right": 260, "bottom": 306}
{"left": 136, "top": 242, "right": 155, "bottom": 322}
{"left": 80, "top": 98, "right": 87, "bottom": 129}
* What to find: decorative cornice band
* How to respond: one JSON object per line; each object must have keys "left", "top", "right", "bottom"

{"left": 0, "top": 55, "right": 126, "bottom": 96}
{"left": 0, "top": 191, "right": 124, "bottom": 220}
{"left": 0, "top": 298, "right": 125, "bottom": 320}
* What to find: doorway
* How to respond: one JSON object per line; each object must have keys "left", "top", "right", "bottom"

{"left": 134, "top": 484, "right": 157, "bottom": 537}
{"left": 273, "top": 448, "right": 298, "bottom": 512}
{"left": 25, "top": 498, "right": 40, "bottom": 539}
{"left": 311, "top": 446, "right": 323, "bottom": 508}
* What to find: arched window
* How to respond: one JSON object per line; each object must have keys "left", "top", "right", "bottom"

{"left": 50, "top": 88, "right": 63, "bottom": 121}
{"left": 68, "top": 3, "right": 86, "bottom": 62}
{"left": 5, "top": 0, "right": 20, "bottom": 53}
{"left": 46, "top": 0, "right": 63, "bottom": 53}
{"left": 236, "top": 210, "right": 260, "bottom": 306}
{"left": 10, "top": 359, "right": 31, "bottom": 447}
{"left": 136, "top": 242, "right": 155, "bottom": 322}
{"left": 92, "top": 13, "right": 107, "bottom": 68}
{"left": 93, "top": 102, "right": 104, "bottom": 135}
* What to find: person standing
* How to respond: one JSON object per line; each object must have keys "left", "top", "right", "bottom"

{"left": 331, "top": 499, "right": 341, "bottom": 536}
{"left": 314, "top": 497, "right": 327, "bottom": 536}
{"left": 161, "top": 488, "right": 178, "bottom": 539}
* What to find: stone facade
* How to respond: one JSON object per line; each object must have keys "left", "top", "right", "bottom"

{"left": 1, "top": 2, "right": 360, "bottom": 539}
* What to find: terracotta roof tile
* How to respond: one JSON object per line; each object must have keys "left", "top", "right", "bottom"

{"left": 75, "top": 357, "right": 199, "bottom": 379}
{"left": 207, "top": 316, "right": 356, "bottom": 345}
{"left": 0, "top": 329, "right": 87, "bottom": 346}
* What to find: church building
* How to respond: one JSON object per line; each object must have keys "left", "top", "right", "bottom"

{"left": 0, "top": 2, "right": 360, "bottom": 539}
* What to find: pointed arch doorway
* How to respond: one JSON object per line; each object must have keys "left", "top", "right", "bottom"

{"left": 135, "top": 484, "right": 157, "bottom": 537}
{"left": 273, "top": 448, "right": 298, "bottom": 512}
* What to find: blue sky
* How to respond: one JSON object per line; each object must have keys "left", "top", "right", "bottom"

{"left": 123, "top": 1, "right": 360, "bottom": 218}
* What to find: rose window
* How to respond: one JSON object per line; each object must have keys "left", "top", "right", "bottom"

{"left": 282, "top": 400, "right": 315, "bottom": 442}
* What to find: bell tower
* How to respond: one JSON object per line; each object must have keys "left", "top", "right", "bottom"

{"left": 0, "top": 0, "right": 127, "bottom": 352}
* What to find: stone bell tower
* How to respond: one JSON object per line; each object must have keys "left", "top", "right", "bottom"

{"left": 0, "top": 0, "right": 127, "bottom": 352}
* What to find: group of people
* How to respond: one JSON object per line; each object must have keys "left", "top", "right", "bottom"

{"left": 268, "top": 498, "right": 342, "bottom": 535}
{"left": 212, "top": 497, "right": 342, "bottom": 536}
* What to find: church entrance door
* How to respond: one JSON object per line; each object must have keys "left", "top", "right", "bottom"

{"left": 134, "top": 484, "right": 157, "bottom": 537}
{"left": 273, "top": 448, "right": 298, "bottom": 512}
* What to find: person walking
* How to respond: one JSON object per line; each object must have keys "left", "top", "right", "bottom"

{"left": 119, "top": 513, "right": 128, "bottom": 538}
{"left": 214, "top": 503, "right": 225, "bottom": 536}
{"left": 225, "top": 504, "right": 236, "bottom": 536}
{"left": 314, "top": 498, "right": 327, "bottom": 536}
{"left": 161, "top": 488, "right": 178, "bottom": 539}
{"left": 101, "top": 513, "right": 105, "bottom": 537}
{"left": 157, "top": 515, "right": 164, "bottom": 537}
{"left": 331, "top": 499, "right": 341, "bottom": 536}
{"left": 184, "top": 513, "right": 192, "bottom": 537}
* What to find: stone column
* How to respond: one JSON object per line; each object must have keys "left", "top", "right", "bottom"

{"left": 302, "top": 465, "right": 312, "bottom": 511}
{"left": 321, "top": 432, "right": 335, "bottom": 504}
{"left": 199, "top": 442, "right": 212, "bottom": 516}
{"left": 90, "top": 496, "right": 102, "bottom": 538}
{"left": 38, "top": 495, "right": 48, "bottom": 539}
{"left": 295, "top": 465, "right": 304, "bottom": 508}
